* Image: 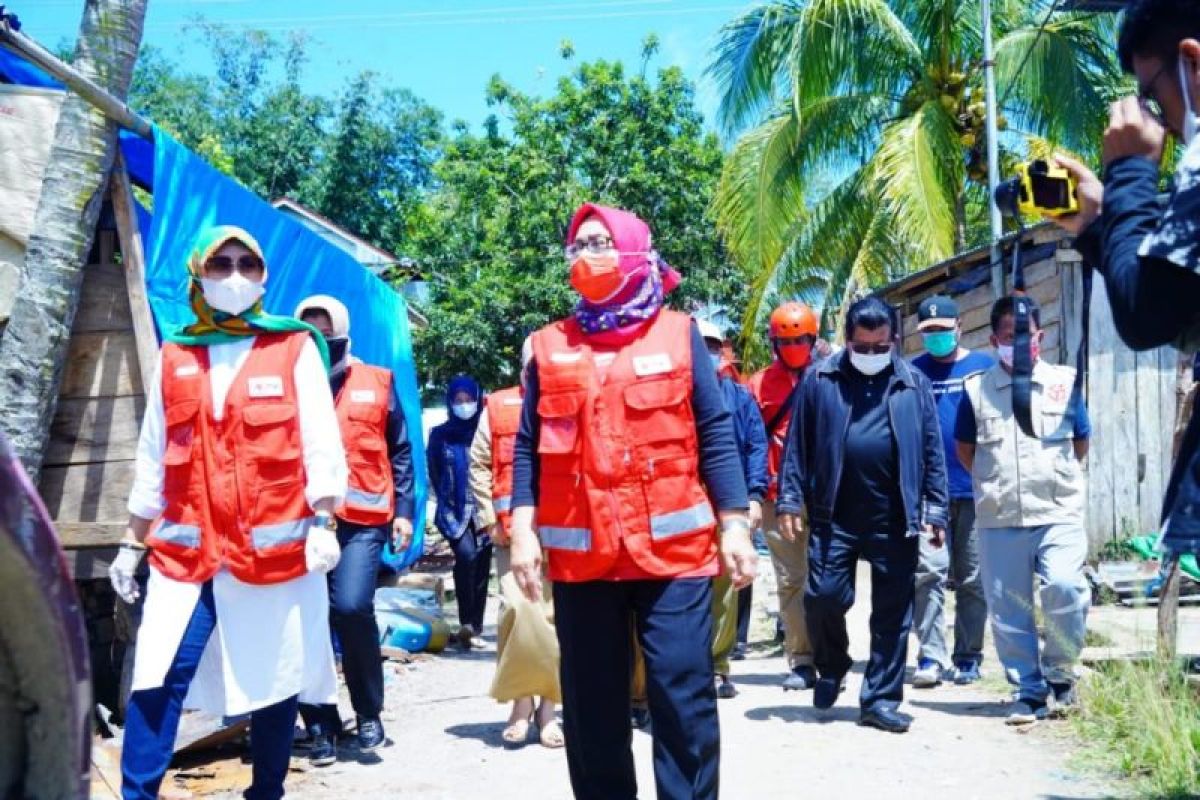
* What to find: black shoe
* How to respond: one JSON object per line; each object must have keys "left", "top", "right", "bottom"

{"left": 630, "top": 706, "right": 651, "bottom": 730}
{"left": 357, "top": 716, "right": 385, "bottom": 751}
{"left": 308, "top": 729, "right": 337, "bottom": 767}
{"left": 731, "top": 643, "right": 747, "bottom": 661}
{"left": 716, "top": 674, "right": 738, "bottom": 699}
{"left": 1048, "top": 681, "right": 1078, "bottom": 715}
{"left": 859, "top": 706, "right": 912, "bottom": 734}
{"left": 812, "top": 676, "right": 843, "bottom": 710}
{"left": 782, "top": 664, "right": 817, "bottom": 691}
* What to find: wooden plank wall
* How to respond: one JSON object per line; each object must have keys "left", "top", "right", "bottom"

{"left": 37, "top": 227, "right": 145, "bottom": 578}
{"left": 892, "top": 239, "right": 1179, "bottom": 556}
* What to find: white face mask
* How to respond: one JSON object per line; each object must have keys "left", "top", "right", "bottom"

{"left": 452, "top": 402, "right": 478, "bottom": 420}
{"left": 200, "top": 274, "right": 264, "bottom": 316}
{"left": 849, "top": 350, "right": 891, "bottom": 376}
{"left": 996, "top": 344, "right": 1014, "bottom": 367}
{"left": 1179, "top": 57, "right": 1198, "bottom": 146}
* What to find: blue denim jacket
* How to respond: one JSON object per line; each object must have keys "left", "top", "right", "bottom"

{"left": 776, "top": 350, "right": 949, "bottom": 534}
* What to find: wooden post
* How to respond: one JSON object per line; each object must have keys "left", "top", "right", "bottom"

{"left": 1159, "top": 356, "right": 1196, "bottom": 658}
{"left": 109, "top": 154, "right": 158, "bottom": 391}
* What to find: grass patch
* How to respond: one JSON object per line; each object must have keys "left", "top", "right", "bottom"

{"left": 1073, "top": 656, "right": 1200, "bottom": 798}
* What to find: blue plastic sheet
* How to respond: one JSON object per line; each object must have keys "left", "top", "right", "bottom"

{"left": 137, "top": 127, "right": 428, "bottom": 570}
{"left": 0, "top": 45, "right": 63, "bottom": 89}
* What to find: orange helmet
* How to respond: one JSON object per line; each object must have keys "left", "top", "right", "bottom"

{"left": 769, "top": 302, "right": 819, "bottom": 340}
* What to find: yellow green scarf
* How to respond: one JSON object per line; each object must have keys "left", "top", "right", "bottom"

{"left": 166, "top": 225, "right": 329, "bottom": 370}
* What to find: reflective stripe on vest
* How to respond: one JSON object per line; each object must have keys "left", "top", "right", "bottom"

{"left": 346, "top": 486, "right": 391, "bottom": 511}
{"left": 540, "top": 525, "right": 591, "bottom": 551}
{"left": 493, "top": 495, "right": 512, "bottom": 513}
{"left": 156, "top": 521, "right": 201, "bottom": 549}
{"left": 649, "top": 501, "right": 716, "bottom": 540}
{"left": 251, "top": 518, "right": 314, "bottom": 550}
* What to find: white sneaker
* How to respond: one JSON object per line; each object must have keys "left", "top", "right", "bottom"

{"left": 1005, "top": 699, "right": 1048, "bottom": 725}
{"left": 912, "top": 659, "right": 942, "bottom": 688}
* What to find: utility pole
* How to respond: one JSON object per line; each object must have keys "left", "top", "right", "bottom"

{"left": 982, "top": 0, "right": 1005, "bottom": 298}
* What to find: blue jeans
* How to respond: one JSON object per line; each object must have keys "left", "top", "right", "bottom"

{"left": 806, "top": 525, "right": 918, "bottom": 711}
{"left": 121, "top": 582, "right": 297, "bottom": 800}
{"left": 554, "top": 577, "right": 719, "bottom": 800}
{"left": 301, "top": 523, "right": 386, "bottom": 731}
{"left": 979, "top": 523, "right": 1090, "bottom": 701}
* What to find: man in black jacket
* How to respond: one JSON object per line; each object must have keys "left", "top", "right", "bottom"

{"left": 777, "top": 296, "right": 948, "bottom": 734}
{"left": 1052, "top": 0, "right": 1200, "bottom": 555}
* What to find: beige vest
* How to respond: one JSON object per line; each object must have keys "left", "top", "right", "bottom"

{"left": 964, "top": 361, "right": 1086, "bottom": 529}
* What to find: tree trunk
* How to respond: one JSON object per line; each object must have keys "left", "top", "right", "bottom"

{"left": 0, "top": 0, "right": 148, "bottom": 480}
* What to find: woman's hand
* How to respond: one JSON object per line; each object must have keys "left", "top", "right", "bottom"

{"left": 719, "top": 514, "right": 757, "bottom": 590}
{"left": 509, "top": 507, "right": 543, "bottom": 602}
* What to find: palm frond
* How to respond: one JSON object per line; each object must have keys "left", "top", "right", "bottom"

{"left": 708, "top": 1, "right": 804, "bottom": 135}
{"left": 872, "top": 99, "right": 962, "bottom": 263}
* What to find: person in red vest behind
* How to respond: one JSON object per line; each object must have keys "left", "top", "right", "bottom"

{"left": 507, "top": 203, "right": 757, "bottom": 800}
{"left": 109, "top": 226, "right": 347, "bottom": 800}
{"left": 748, "top": 301, "right": 823, "bottom": 692}
{"left": 468, "top": 336, "right": 562, "bottom": 749}
{"left": 293, "top": 295, "right": 415, "bottom": 765}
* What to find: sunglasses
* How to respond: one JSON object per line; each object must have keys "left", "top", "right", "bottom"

{"left": 848, "top": 342, "right": 892, "bottom": 355}
{"left": 204, "top": 254, "right": 264, "bottom": 277}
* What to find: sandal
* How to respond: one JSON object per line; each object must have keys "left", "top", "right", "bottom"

{"left": 501, "top": 717, "right": 532, "bottom": 748}
{"left": 537, "top": 719, "right": 564, "bottom": 749}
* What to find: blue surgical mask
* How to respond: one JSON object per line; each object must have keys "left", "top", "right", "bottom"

{"left": 922, "top": 330, "right": 957, "bottom": 358}
{"left": 709, "top": 351, "right": 723, "bottom": 371}
{"left": 452, "top": 402, "right": 477, "bottom": 420}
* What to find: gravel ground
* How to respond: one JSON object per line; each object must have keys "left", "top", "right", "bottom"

{"left": 134, "top": 561, "right": 1130, "bottom": 800}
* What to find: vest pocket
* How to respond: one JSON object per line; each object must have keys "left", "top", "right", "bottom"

{"left": 163, "top": 400, "right": 199, "bottom": 490}
{"left": 243, "top": 402, "right": 303, "bottom": 486}
{"left": 623, "top": 377, "right": 691, "bottom": 444}
{"left": 973, "top": 414, "right": 1006, "bottom": 518}
{"left": 537, "top": 391, "right": 582, "bottom": 455}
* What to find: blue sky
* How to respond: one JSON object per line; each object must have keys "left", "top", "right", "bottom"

{"left": 19, "top": 0, "right": 751, "bottom": 138}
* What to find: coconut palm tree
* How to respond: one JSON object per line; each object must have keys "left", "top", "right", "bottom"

{"left": 0, "top": 0, "right": 148, "bottom": 477}
{"left": 709, "top": 0, "right": 1121, "bottom": 341}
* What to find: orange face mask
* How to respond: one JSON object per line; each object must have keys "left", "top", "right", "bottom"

{"left": 570, "top": 251, "right": 625, "bottom": 303}
{"left": 778, "top": 342, "right": 812, "bottom": 370}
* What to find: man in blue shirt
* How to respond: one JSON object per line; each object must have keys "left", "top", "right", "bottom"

{"left": 909, "top": 296, "right": 993, "bottom": 688}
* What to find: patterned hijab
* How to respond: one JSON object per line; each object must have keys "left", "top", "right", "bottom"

{"left": 167, "top": 225, "right": 328, "bottom": 368}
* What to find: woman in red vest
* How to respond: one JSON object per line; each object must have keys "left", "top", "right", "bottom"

{"left": 507, "top": 204, "right": 757, "bottom": 800}
{"left": 108, "top": 226, "right": 347, "bottom": 800}
{"left": 294, "top": 294, "right": 415, "bottom": 765}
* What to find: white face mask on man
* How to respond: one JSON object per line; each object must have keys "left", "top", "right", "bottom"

{"left": 452, "top": 402, "right": 478, "bottom": 420}
{"left": 849, "top": 350, "right": 891, "bottom": 376}
{"left": 200, "top": 273, "right": 264, "bottom": 316}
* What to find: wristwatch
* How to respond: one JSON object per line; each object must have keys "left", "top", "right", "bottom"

{"left": 315, "top": 512, "right": 337, "bottom": 532}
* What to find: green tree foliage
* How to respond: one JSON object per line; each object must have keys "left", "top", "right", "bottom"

{"left": 409, "top": 57, "right": 749, "bottom": 393}
{"left": 708, "top": 0, "right": 1122, "bottom": 341}
{"left": 127, "top": 24, "right": 442, "bottom": 251}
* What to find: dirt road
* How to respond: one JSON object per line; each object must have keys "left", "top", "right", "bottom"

{"left": 152, "top": 563, "right": 1125, "bottom": 800}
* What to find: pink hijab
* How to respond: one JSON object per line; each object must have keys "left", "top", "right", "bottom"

{"left": 566, "top": 203, "right": 681, "bottom": 345}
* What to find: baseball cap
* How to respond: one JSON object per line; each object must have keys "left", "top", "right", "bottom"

{"left": 916, "top": 295, "right": 959, "bottom": 331}
{"left": 696, "top": 318, "right": 724, "bottom": 343}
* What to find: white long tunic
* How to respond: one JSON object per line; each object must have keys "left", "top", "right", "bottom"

{"left": 127, "top": 336, "right": 348, "bottom": 716}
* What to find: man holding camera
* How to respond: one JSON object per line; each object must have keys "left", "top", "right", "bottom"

{"left": 1053, "top": 0, "right": 1200, "bottom": 556}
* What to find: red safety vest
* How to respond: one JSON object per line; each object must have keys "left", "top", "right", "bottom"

{"left": 145, "top": 332, "right": 313, "bottom": 586}
{"left": 487, "top": 385, "right": 524, "bottom": 536}
{"left": 531, "top": 309, "right": 717, "bottom": 582}
{"left": 335, "top": 363, "right": 395, "bottom": 526}
{"left": 748, "top": 359, "right": 798, "bottom": 500}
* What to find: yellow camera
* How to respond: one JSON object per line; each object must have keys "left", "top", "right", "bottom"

{"left": 994, "top": 159, "right": 1080, "bottom": 219}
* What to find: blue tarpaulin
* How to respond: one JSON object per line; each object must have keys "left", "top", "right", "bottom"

{"left": 2, "top": 48, "right": 428, "bottom": 570}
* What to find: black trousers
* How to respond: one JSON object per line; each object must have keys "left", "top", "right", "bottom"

{"left": 300, "top": 523, "right": 387, "bottom": 731}
{"left": 805, "top": 525, "right": 918, "bottom": 711}
{"left": 554, "top": 578, "right": 719, "bottom": 800}
{"left": 449, "top": 524, "right": 492, "bottom": 631}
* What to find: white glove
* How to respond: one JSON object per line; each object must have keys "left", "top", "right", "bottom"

{"left": 305, "top": 526, "right": 341, "bottom": 574}
{"left": 109, "top": 545, "right": 144, "bottom": 604}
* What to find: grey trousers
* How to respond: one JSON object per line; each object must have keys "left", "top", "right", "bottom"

{"left": 979, "top": 522, "right": 1090, "bottom": 701}
{"left": 913, "top": 498, "right": 987, "bottom": 669}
